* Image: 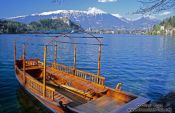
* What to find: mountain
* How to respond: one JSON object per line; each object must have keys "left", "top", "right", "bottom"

{"left": 131, "top": 17, "right": 160, "bottom": 30}
{"left": 6, "top": 7, "right": 160, "bottom": 30}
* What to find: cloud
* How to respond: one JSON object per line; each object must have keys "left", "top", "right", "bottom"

{"left": 112, "top": 13, "right": 122, "bottom": 18}
{"left": 98, "top": 0, "right": 117, "bottom": 3}
{"left": 159, "top": 11, "right": 171, "bottom": 16}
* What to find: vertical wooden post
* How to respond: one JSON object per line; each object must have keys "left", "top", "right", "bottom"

{"left": 14, "top": 41, "right": 16, "bottom": 65}
{"left": 23, "top": 44, "right": 26, "bottom": 84}
{"left": 52, "top": 91, "right": 54, "bottom": 100}
{"left": 54, "top": 45, "right": 57, "bottom": 68}
{"left": 97, "top": 44, "right": 102, "bottom": 76}
{"left": 43, "top": 45, "right": 47, "bottom": 97}
{"left": 73, "top": 46, "right": 77, "bottom": 75}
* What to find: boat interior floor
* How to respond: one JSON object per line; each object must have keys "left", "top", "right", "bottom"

{"left": 37, "top": 78, "right": 87, "bottom": 107}
{"left": 74, "top": 95, "right": 125, "bottom": 113}
{"left": 45, "top": 80, "right": 128, "bottom": 113}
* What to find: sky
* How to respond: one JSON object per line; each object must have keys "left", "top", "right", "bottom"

{"left": 0, "top": 0, "right": 174, "bottom": 20}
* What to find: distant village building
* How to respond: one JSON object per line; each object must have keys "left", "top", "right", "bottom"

{"left": 173, "top": 28, "right": 175, "bottom": 36}
{"left": 165, "top": 28, "right": 174, "bottom": 36}
{"left": 60, "top": 17, "right": 70, "bottom": 26}
{"left": 157, "top": 31, "right": 160, "bottom": 34}
{"left": 158, "top": 26, "right": 175, "bottom": 36}
{"left": 160, "top": 26, "right": 165, "bottom": 31}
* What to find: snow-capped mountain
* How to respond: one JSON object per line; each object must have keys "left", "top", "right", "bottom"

{"left": 7, "top": 7, "right": 160, "bottom": 30}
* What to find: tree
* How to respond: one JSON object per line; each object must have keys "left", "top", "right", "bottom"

{"left": 135, "top": 0, "right": 175, "bottom": 14}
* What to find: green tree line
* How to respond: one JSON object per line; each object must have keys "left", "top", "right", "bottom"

{"left": 0, "top": 18, "right": 82, "bottom": 34}
{"left": 148, "top": 16, "right": 175, "bottom": 36}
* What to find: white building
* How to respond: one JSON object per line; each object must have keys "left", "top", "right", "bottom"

{"left": 160, "top": 26, "right": 165, "bottom": 31}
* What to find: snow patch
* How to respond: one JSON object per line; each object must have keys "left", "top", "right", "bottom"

{"left": 87, "top": 7, "right": 106, "bottom": 14}
{"left": 7, "top": 15, "right": 27, "bottom": 19}
{"left": 112, "top": 13, "right": 122, "bottom": 18}
{"left": 98, "top": 0, "right": 117, "bottom": 3}
{"left": 32, "top": 7, "right": 106, "bottom": 16}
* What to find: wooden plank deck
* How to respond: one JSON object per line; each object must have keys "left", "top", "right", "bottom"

{"left": 46, "top": 67, "right": 107, "bottom": 95}
{"left": 46, "top": 81, "right": 87, "bottom": 107}
{"left": 74, "top": 95, "right": 126, "bottom": 113}
{"left": 111, "top": 96, "right": 150, "bottom": 113}
{"left": 74, "top": 96, "right": 150, "bottom": 113}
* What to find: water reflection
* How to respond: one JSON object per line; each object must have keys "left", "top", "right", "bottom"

{"left": 16, "top": 87, "right": 52, "bottom": 113}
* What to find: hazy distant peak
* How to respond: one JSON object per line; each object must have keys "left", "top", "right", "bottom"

{"left": 133, "top": 15, "right": 157, "bottom": 21}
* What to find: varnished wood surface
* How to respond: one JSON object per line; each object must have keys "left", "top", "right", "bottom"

{"left": 46, "top": 81, "right": 87, "bottom": 107}
{"left": 47, "top": 67, "right": 106, "bottom": 93}
{"left": 15, "top": 59, "right": 150, "bottom": 113}
{"left": 75, "top": 95, "right": 125, "bottom": 113}
{"left": 111, "top": 96, "right": 150, "bottom": 113}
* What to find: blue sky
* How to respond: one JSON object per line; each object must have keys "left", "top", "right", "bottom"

{"left": 0, "top": 0, "right": 174, "bottom": 20}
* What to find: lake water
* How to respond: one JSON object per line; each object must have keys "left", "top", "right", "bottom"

{"left": 0, "top": 34, "right": 175, "bottom": 113}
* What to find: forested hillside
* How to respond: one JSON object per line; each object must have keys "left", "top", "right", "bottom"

{"left": 148, "top": 16, "right": 175, "bottom": 36}
{"left": 0, "top": 18, "right": 82, "bottom": 34}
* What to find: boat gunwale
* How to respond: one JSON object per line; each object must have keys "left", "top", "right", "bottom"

{"left": 15, "top": 64, "right": 73, "bottom": 104}
{"left": 14, "top": 66, "right": 62, "bottom": 113}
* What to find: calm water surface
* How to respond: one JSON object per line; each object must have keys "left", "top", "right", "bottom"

{"left": 0, "top": 34, "right": 175, "bottom": 113}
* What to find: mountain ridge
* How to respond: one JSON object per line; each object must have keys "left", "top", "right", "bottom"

{"left": 6, "top": 8, "right": 160, "bottom": 30}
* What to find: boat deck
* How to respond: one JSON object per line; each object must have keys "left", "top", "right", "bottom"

{"left": 74, "top": 95, "right": 125, "bottom": 113}
{"left": 46, "top": 81, "right": 87, "bottom": 107}
{"left": 74, "top": 96, "right": 150, "bottom": 113}
{"left": 46, "top": 67, "right": 107, "bottom": 96}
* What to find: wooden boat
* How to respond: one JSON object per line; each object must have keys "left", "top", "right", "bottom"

{"left": 14, "top": 36, "right": 150, "bottom": 113}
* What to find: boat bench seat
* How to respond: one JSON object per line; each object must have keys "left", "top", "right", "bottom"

{"left": 47, "top": 67, "right": 107, "bottom": 98}
{"left": 52, "top": 78, "right": 97, "bottom": 98}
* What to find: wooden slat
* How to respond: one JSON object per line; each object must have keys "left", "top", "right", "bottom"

{"left": 16, "top": 63, "right": 73, "bottom": 104}
{"left": 75, "top": 95, "right": 125, "bottom": 113}
{"left": 47, "top": 67, "right": 106, "bottom": 94}
{"left": 111, "top": 97, "right": 150, "bottom": 113}
{"left": 50, "top": 62, "right": 105, "bottom": 85}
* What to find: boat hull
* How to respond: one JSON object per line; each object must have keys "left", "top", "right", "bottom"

{"left": 14, "top": 65, "right": 68, "bottom": 113}
{"left": 14, "top": 59, "right": 150, "bottom": 113}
